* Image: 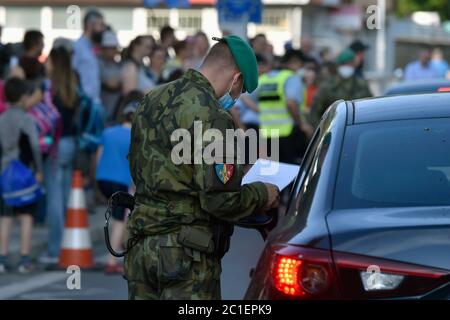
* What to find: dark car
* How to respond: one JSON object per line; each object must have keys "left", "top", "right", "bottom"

{"left": 385, "top": 79, "right": 450, "bottom": 96}
{"left": 244, "top": 93, "right": 450, "bottom": 300}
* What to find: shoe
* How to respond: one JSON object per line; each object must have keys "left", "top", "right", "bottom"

{"left": 38, "top": 254, "right": 59, "bottom": 265}
{"left": 17, "top": 262, "right": 33, "bottom": 274}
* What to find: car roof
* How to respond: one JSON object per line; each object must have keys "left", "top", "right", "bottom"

{"left": 351, "top": 93, "right": 450, "bottom": 124}
{"left": 384, "top": 79, "right": 450, "bottom": 95}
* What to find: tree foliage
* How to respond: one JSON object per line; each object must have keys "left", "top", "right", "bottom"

{"left": 396, "top": 0, "right": 450, "bottom": 21}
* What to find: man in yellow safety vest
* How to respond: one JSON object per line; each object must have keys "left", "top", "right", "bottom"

{"left": 258, "top": 49, "right": 313, "bottom": 164}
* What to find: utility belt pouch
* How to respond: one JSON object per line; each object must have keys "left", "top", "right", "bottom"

{"left": 177, "top": 226, "right": 214, "bottom": 254}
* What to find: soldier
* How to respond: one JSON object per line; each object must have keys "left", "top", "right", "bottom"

{"left": 309, "top": 48, "right": 372, "bottom": 127}
{"left": 124, "top": 35, "right": 280, "bottom": 300}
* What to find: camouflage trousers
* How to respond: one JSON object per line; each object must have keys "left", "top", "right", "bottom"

{"left": 124, "top": 232, "right": 222, "bottom": 300}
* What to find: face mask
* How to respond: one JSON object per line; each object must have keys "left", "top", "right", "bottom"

{"left": 219, "top": 75, "right": 241, "bottom": 111}
{"left": 338, "top": 65, "right": 355, "bottom": 79}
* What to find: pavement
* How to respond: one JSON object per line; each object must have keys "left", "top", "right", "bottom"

{"left": 7, "top": 206, "right": 107, "bottom": 263}
{"left": 2, "top": 205, "right": 266, "bottom": 300}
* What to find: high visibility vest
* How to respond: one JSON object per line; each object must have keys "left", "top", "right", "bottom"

{"left": 258, "top": 70, "right": 294, "bottom": 138}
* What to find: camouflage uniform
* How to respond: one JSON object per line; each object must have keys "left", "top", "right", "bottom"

{"left": 309, "top": 75, "right": 372, "bottom": 126}
{"left": 125, "top": 69, "right": 268, "bottom": 300}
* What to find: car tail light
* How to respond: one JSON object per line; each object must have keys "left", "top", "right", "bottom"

{"left": 360, "top": 270, "right": 404, "bottom": 291}
{"left": 333, "top": 251, "right": 450, "bottom": 299}
{"left": 271, "top": 245, "right": 339, "bottom": 299}
{"left": 270, "top": 244, "right": 450, "bottom": 299}
{"left": 437, "top": 87, "right": 450, "bottom": 92}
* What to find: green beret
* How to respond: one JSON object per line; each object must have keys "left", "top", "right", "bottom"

{"left": 336, "top": 48, "right": 356, "bottom": 65}
{"left": 213, "top": 35, "right": 258, "bottom": 93}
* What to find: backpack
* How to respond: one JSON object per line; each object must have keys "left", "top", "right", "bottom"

{"left": 76, "top": 88, "right": 104, "bottom": 153}
{"left": 0, "top": 160, "right": 42, "bottom": 207}
{"left": 28, "top": 81, "right": 61, "bottom": 155}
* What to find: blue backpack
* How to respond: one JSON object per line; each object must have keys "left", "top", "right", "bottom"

{"left": 76, "top": 89, "right": 104, "bottom": 153}
{"left": 0, "top": 160, "right": 42, "bottom": 207}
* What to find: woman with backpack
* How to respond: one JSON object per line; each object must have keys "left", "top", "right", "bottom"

{"left": 38, "top": 47, "right": 79, "bottom": 265}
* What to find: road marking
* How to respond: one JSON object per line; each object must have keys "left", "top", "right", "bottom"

{"left": 19, "top": 287, "right": 111, "bottom": 300}
{"left": 0, "top": 272, "right": 68, "bottom": 299}
{"left": 0, "top": 254, "right": 111, "bottom": 299}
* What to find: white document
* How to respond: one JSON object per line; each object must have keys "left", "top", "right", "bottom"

{"left": 241, "top": 159, "right": 300, "bottom": 191}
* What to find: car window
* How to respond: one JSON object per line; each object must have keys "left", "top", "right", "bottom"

{"left": 277, "top": 128, "right": 332, "bottom": 231}
{"left": 288, "top": 128, "right": 321, "bottom": 205}
{"left": 268, "top": 129, "right": 323, "bottom": 237}
{"left": 334, "top": 118, "right": 450, "bottom": 209}
{"left": 293, "top": 131, "right": 331, "bottom": 214}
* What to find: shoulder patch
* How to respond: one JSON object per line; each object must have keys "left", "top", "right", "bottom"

{"left": 215, "top": 164, "right": 234, "bottom": 184}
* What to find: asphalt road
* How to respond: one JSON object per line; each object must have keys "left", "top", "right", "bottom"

{"left": 0, "top": 227, "right": 265, "bottom": 300}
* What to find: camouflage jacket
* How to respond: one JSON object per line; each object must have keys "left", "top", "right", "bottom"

{"left": 309, "top": 75, "right": 372, "bottom": 126}
{"left": 127, "top": 69, "right": 268, "bottom": 236}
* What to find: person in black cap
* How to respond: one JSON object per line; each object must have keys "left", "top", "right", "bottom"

{"left": 349, "top": 39, "right": 369, "bottom": 79}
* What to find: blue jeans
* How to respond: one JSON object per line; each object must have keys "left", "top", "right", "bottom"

{"left": 43, "top": 137, "right": 76, "bottom": 257}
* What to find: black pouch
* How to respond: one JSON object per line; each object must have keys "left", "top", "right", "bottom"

{"left": 212, "top": 219, "right": 234, "bottom": 259}
{"left": 177, "top": 226, "right": 214, "bottom": 254}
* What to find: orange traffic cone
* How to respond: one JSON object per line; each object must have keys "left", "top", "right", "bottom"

{"left": 59, "top": 170, "right": 94, "bottom": 268}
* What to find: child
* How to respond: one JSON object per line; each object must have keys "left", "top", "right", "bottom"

{"left": 0, "top": 77, "right": 43, "bottom": 274}
{"left": 95, "top": 90, "right": 142, "bottom": 274}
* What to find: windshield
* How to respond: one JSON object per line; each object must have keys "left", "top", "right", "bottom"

{"left": 334, "top": 118, "right": 450, "bottom": 209}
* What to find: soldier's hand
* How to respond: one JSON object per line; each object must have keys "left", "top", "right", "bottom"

{"left": 262, "top": 183, "right": 280, "bottom": 212}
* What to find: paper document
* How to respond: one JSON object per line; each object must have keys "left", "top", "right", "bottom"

{"left": 241, "top": 159, "right": 300, "bottom": 191}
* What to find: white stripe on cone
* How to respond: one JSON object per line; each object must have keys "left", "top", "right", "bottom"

{"left": 61, "top": 228, "right": 92, "bottom": 249}
{"left": 67, "top": 189, "right": 86, "bottom": 210}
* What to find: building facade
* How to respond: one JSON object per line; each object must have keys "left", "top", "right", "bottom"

{"left": 1, "top": 0, "right": 450, "bottom": 89}
{"left": 0, "top": 0, "right": 342, "bottom": 55}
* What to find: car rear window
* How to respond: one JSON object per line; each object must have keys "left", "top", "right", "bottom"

{"left": 334, "top": 118, "right": 450, "bottom": 209}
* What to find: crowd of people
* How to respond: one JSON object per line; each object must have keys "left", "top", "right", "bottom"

{"left": 233, "top": 35, "right": 374, "bottom": 165}
{"left": 404, "top": 47, "right": 449, "bottom": 81}
{"left": 0, "top": 7, "right": 448, "bottom": 276}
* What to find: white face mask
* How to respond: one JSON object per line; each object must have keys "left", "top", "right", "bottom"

{"left": 218, "top": 75, "right": 241, "bottom": 111}
{"left": 338, "top": 65, "right": 355, "bottom": 79}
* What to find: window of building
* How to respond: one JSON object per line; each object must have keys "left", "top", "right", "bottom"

{"left": 99, "top": 7, "right": 133, "bottom": 31}
{"left": 5, "top": 7, "right": 41, "bottom": 29}
{"left": 178, "top": 9, "right": 202, "bottom": 31}
{"left": 52, "top": 7, "right": 133, "bottom": 30}
{"left": 147, "top": 9, "right": 170, "bottom": 31}
{"left": 262, "top": 8, "right": 288, "bottom": 29}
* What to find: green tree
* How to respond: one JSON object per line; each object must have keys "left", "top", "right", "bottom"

{"left": 396, "top": 0, "right": 450, "bottom": 21}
